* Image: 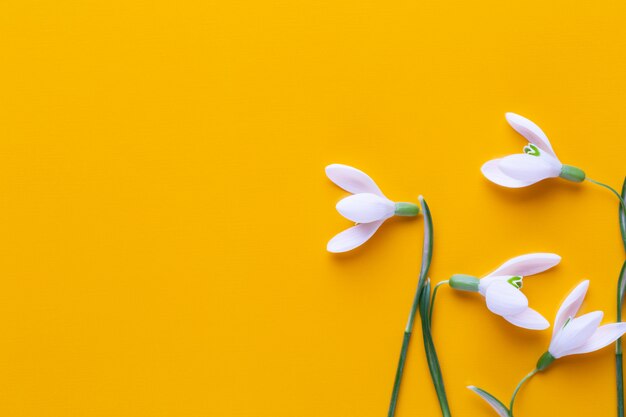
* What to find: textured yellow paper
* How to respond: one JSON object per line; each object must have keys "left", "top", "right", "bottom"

{"left": 1, "top": 0, "right": 626, "bottom": 416}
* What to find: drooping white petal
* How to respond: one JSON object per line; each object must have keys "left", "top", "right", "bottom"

{"left": 550, "top": 311, "right": 603, "bottom": 358}
{"left": 505, "top": 112, "right": 557, "bottom": 157}
{"left": 552, "top": 280, "right": 590, "bottom": 342}
{"left": 485, "top": 281, "right": 528, "bottom": 317}
{"left": 326, "top": 220, "right": 385, "bottom": 253}
{"left": 325, "top": 164, "right": 385, "bottom": 196}
{"left": 563, "top": 323, "right": 626, "bottom": 356}
{"left": 478, "top": 276, "right": 508, "bottom": 296}
{"left": 498, "top": 154, "right": 562, "bottom": 184}
{"left": 485, "top": 253, "right": 561, "bottom": 278}
{"left": 481, "top": 159, "right": 538, "bottom": 188}
{"left": 503, "top": 307, "right": 550, "bottom": 330}
{"left": 336, "top": 193, "right": 395, "bottom": 223}
{"left": 467, "top": 386, "right": 510, "bottom": 417}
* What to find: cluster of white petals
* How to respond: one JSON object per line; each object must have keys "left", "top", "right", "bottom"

{"left": 326, "top": 164, "right": 418, "bottom": 253}
{"left": 325, "top": 113, "right": 626, "bottom": 417}
{"left": 475, "top": 253, "right": 560, "bottom": 330}
{"left": 481, "top": 113, "right": 584, "bottom": 187}
{"left": 548, "top": 280, "right": 626, "bottom": 359}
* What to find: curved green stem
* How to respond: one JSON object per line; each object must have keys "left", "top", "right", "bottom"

{"left": 587, "top": 178, "right": 626, "bottom": 214}
{"left": 419, "top": 280, "right": 452, "bottom": 417}
{"left": 429, "top": 280, "right": 449, "bottom": 327}
{"left": 618, "top": 350, "right": 624, "bottom": 417}
{"left": 509, "top": 369, "right": 538, "bottom": 416}
{"left": 618, "top": 261, "right": 626, "bottom": 417}
{"left": 387, "top": 196, "right": 434, "bottom": 417}
{"left": 619, "top": 178, "right": 626, "bottom": 251}
{"left": 615, "top": 179, "right": 626, "bottom": 417}
{"left": 590, "top": 178, "right": 626, "bottom": 417}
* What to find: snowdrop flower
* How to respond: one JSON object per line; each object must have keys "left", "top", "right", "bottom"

{"left": 481, "top": 113, "right": 586, "bottom": 188}
{"left": 326, "top": 164, "right": 419, "bottom": 253}
{"left": 446, "top": 253, "right": 560, "bottom": 330}
{"left": 468, "top": 280, "right": 626, "bottom": 417}
{"left": 536, "top": 280, "right": 626, "bottom": 370}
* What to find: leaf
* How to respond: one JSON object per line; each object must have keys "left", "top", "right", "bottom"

{"left": 417, "top": 195, "right": 434, "bottom": 291}
{"left": 404, "top": 196, "right": 434, "bottom": 333}
{"left": 617, "top": 178, "right": 626, "bottom": 417}
{"left": 618, "top": 260, "right": 626, "bottom": 318}
{"left": 389, "top": 195, "right": 435, "bottom": 416}
{"left": 468, "top": 386, "right": 511, "bottom": 417}
{"left": 621, "top": 177, "right": 626, "bottom": 253}
{"left": 419, "top": 280, "right": 452, "bottom": 417}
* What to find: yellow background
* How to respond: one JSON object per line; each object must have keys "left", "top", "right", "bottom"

{"left": 1, "top": 0, "right": 625, "bottom": 416}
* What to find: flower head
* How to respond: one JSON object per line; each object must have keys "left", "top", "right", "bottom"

{"left": 326, "top": 164, "right": 419, "bottom": 253}
{"left": 481, "top": 113, "right": 586, "bottom": 188}
{"left": 536, "top": 280, "right": 626, "bottom": 369}
{"left": 449, "top": 253, "right": 561, "bottom": 330}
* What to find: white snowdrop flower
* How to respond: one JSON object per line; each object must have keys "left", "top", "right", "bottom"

{"left": 536, "top": 280, "right": 626, "bottom": 369}
{"left": 481, "top": 113, "right": 585, "bottom": 188}
{"left": 326, "top": 164, "right": 419, "bottom": 253}
{"left": 447, "top": 253, "right": 561, "bottom": 330}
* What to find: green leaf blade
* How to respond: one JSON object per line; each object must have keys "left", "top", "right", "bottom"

{"left": 417, "top": 195, "right": 433, "bottom": 290}
{"left": 620, "top": 177, "right": 626, "bottom": 253}
{"left": 468, "top": 386, "right": 510, "bottom": 417}
{"left": 419, "top": 280, "right": 451, "bottom": 417}
{"left": 618, "top": 261, "right": 626, "bottom": 315}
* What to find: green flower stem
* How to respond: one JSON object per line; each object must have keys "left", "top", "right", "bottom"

{"left": 618, "top": 178, "right": 626, "bottom": 417}
{"left": 618, "top": 260, "right": 626, "bottom": 417}
{"left": 387, "top": 329, "right": 411, "bottom": 417}
{"left": 419, "top": 280, "right": 452, "bottom": 417}
{"left": 428, "top": 280, "right": 449, "bottom": 327}
{"left": 587, "top": 178, "right": 626, "bottom": 214}
{"left": 619, "top": 351, "right": 624, "bottom": 417}
{"left": 618, "top": 178, "right": 626, "bottom": 251}
{"left": 387, "top": 196, "right": 433, "bottom": 417}
{"left": 509, "top": 369, "right": 538, "bottom": 416}
{"left": 589, "top": 177, "right": 626, "bottom": 417}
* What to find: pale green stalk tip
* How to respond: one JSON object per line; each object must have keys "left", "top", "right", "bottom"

{"left": 449, "top": 274, "right": 480, "bottom": 292}
{"left": 559, "top": 164, "right": 586, "bottom": 182}
{"left": 536, "top": 351, "right": 555, "bottom": 371}
{"left": 394, "top": 202, "right": 420, "bottom": 216}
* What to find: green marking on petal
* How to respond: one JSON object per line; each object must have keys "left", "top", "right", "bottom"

{"left": 562, "top": 316, "right": 573, "bottom": 329}
{"left": 523, "top": 143, "right": 540, "bottom": 157}
{"left": 507, "top": 276, "right": 523, "bottom": 289}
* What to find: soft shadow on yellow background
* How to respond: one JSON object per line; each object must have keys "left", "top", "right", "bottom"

{"left": 1, "top": 0, "right": 626, "bottom": 416}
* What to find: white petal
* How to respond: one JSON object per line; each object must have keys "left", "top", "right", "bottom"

{"left": 336, "top": 193, "right": 395, "bottom": 223}
{"left": 485, "top": 281, "right": 528, "bottom": 316}
{"left": 552, "top": 280, "right": 590, "bottom": 342}
{"left": 550, "top": 311, "right": 603, "bottom": 358}
{"left": 481, "top": 158, "right": 538, "bottom": 188}
{"left": 326, "top": 220, "right": 384, "bottom": 253}
{"left": 485, "top": 253, "right": 561, "bottom": 278}
{"left": 564, "top": 323, "right": 626, "bottom": 356}
{"left": 467, "top": 386, "right": 510, "bottom": 417}
{"left": 325, "top": 164, "right": 385, "bottom": 196}
{"left": 503, "top": 307, "right": 550, "bottom": 330}
{"left": 478, "top": 276, "right": 507, "bottom": 296}
{"left": 505, "top": 112, "right": 557, "bottom": 157}
{"left": 498, "top": 154, "right": 562, "bottom": 184}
